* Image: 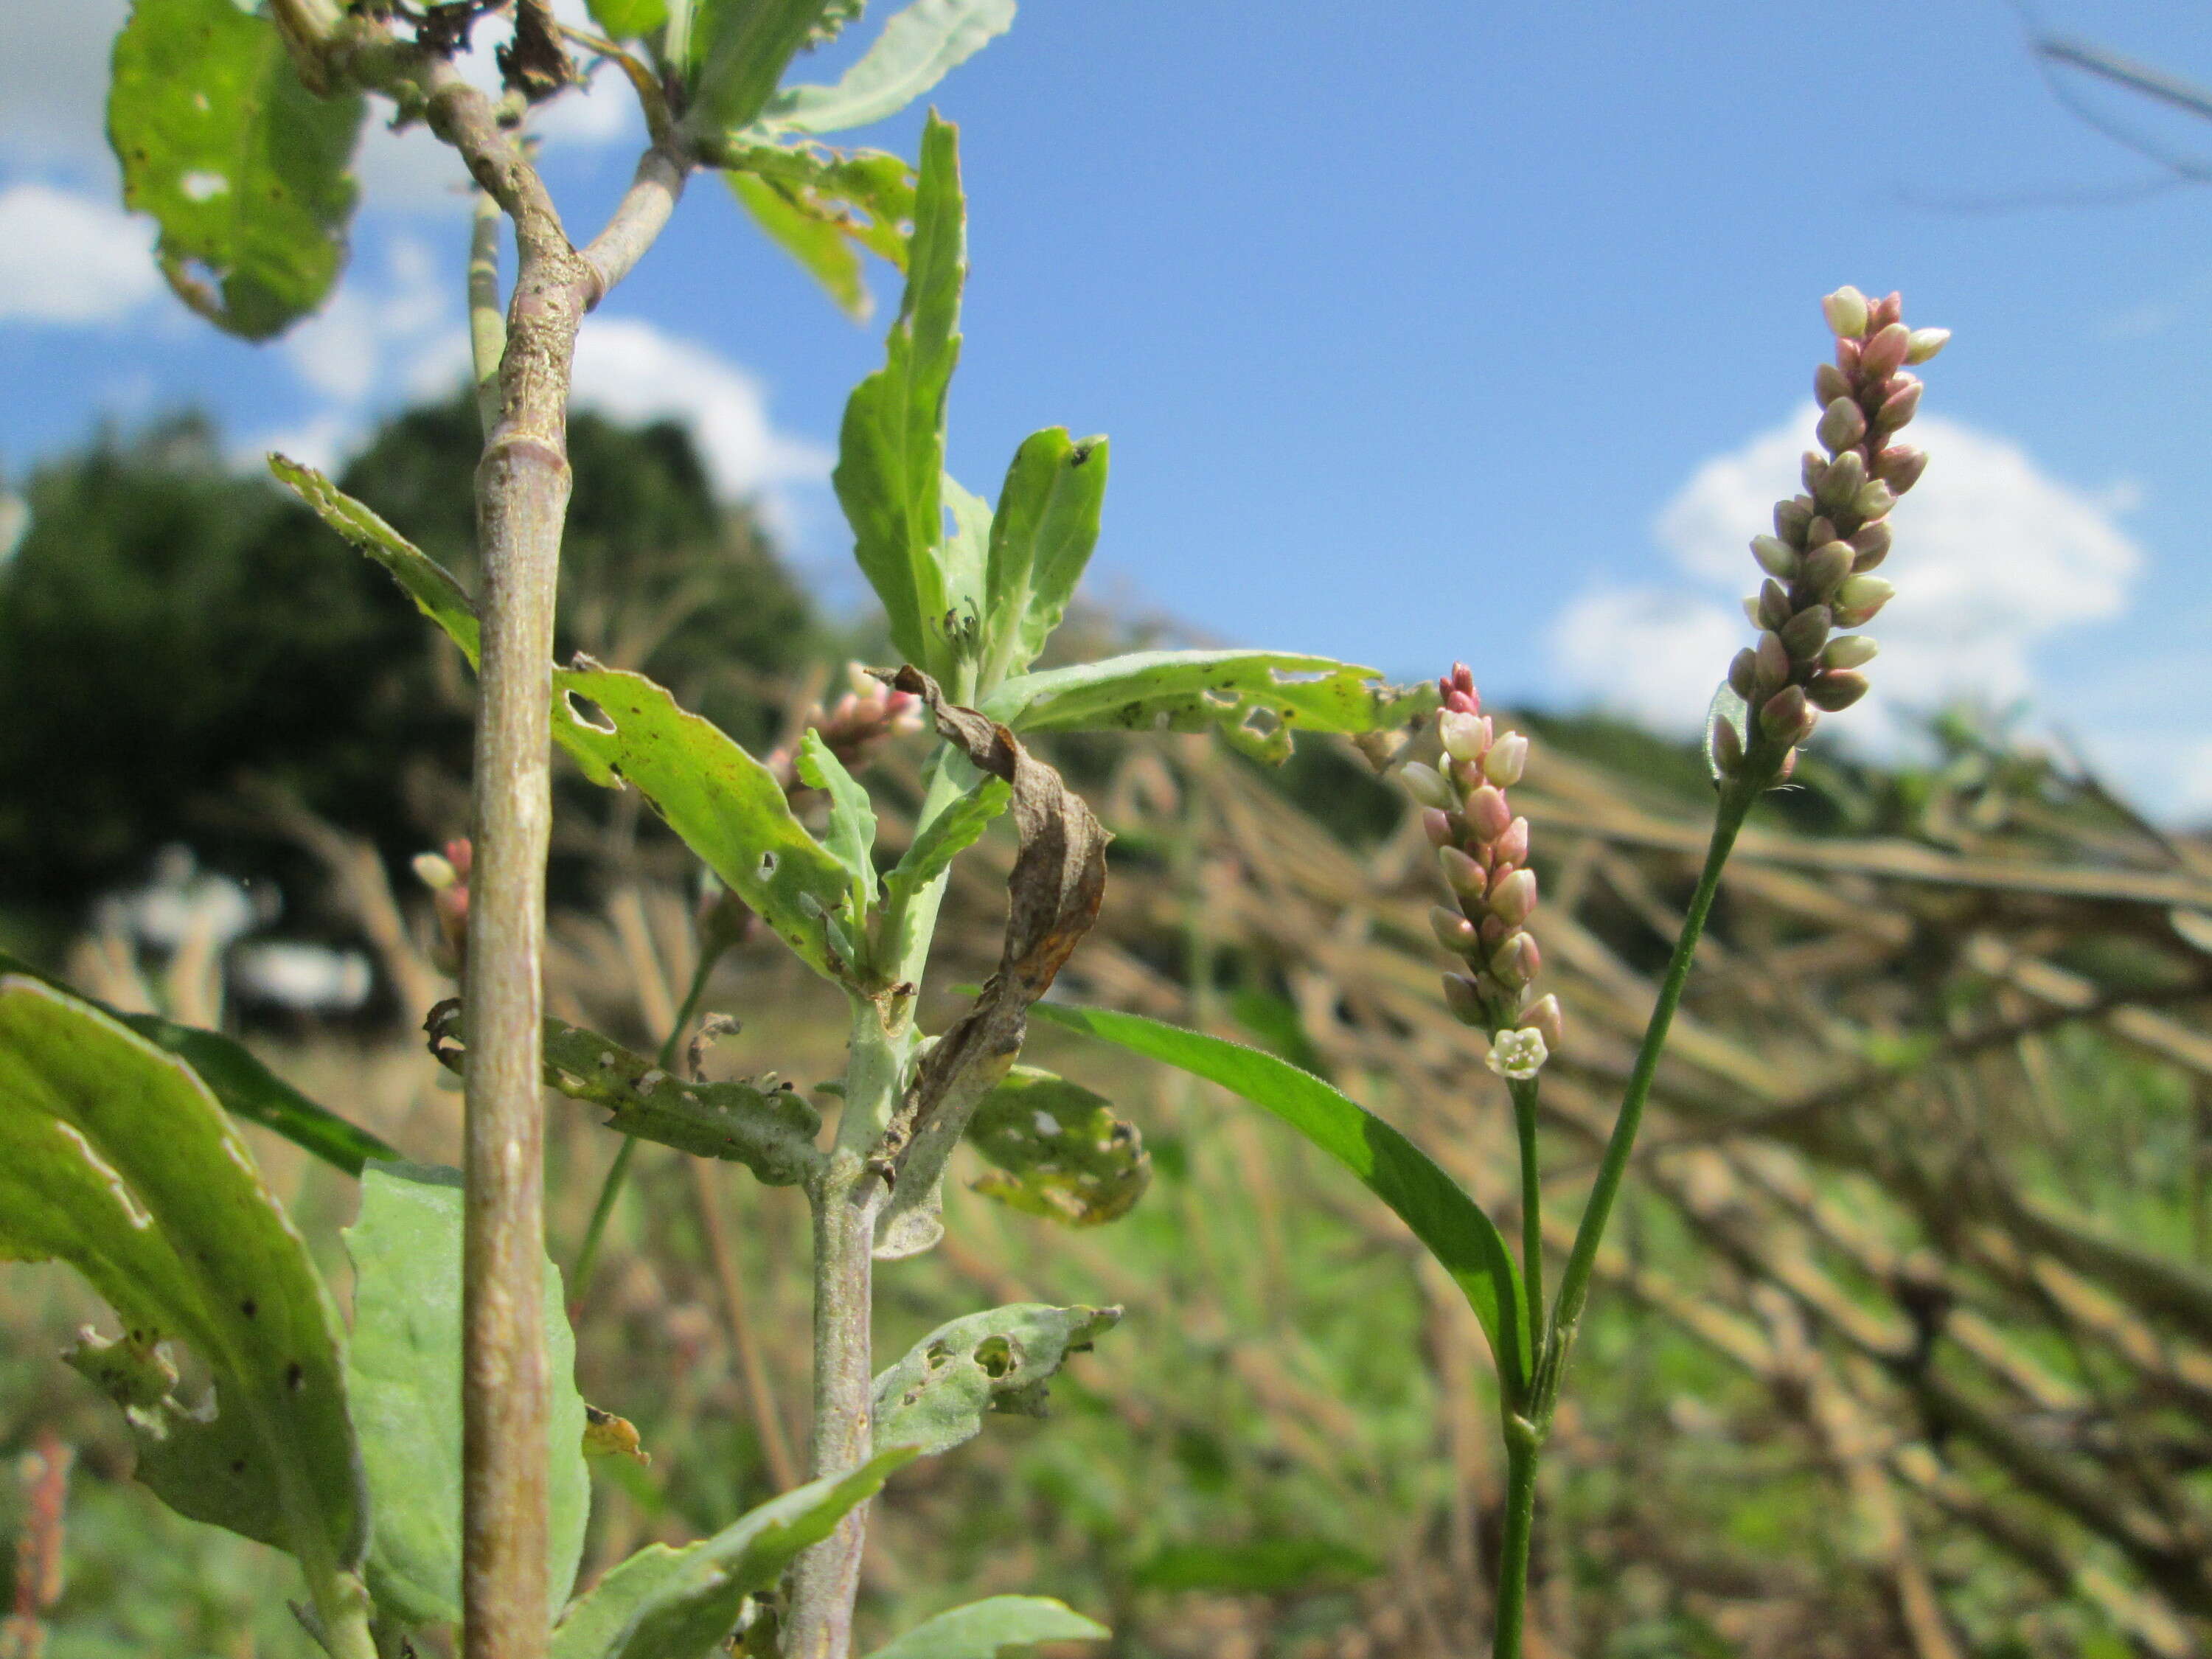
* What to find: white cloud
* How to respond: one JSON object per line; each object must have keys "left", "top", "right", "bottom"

{"left": 282, "top": 234, "right": 451, "bottom": 403}
{"left": 568, "top": 316, "right": 832, "bottom": 501}
{"left": 0, "top": 182, "right": 159, "bottom": 323}
{"left": 1551, "top": 406, "right": 2147, "bottom": 753}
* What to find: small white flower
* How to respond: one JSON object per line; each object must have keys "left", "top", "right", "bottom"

{"left": 1484, "top": 1028, "right": 1549, "bottom": 1081}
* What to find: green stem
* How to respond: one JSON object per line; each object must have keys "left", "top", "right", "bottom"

{"left": 570, "top": 942, "right": 724, "bottom": 1301}
{"left": 1492, "top": 1430, "right": 1540, "bottom": 1659}
{"left": 1545, "top": 782, "right": 1753, "bottom": 1399}
{"left": 1508, "top": 1074, "right": 1545, "bottom": 1357}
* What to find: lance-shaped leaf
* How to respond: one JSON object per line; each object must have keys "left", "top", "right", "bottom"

{"left": 428, "top": 1005, "right": 824, "bottom": 1188}
{"left": 965, "top": 1066, "right": 1148, "bottom": 1227}
{"left": 758, "top": 0, "right": 1017, "bottom": 135}
{"left": 273, "top": 459, "right": 860, "bottom": 982}
{"left": 980, "top": 429, "right": 1109, "bottom": 685}
{"left": 941, "top": 473, "right": 992, "bottom": 640}
{"left": 682, "top": 0, "right": 830, "bottom": 134}
{"left": 835, "top": 114, "right": 965, "bottom": 675}
{"left": 872, "top": 669, "right": 1110, "bottom": 1259}
{"left": 108, "top": 0, "right": 364, "bottom": 340}
{"left": 717, "top": 142, "right": 914, "bottom": 319}
{"left": 1030, "top": 1004, "right": 1531, "bottom": 1397}
{"left": 983, "top": 650, "right": 1436, "bottom": 763}
{"left": 873, "top": 1304, "right": 1119, "bottom": 1458}
{"left": 587, "top": 0, "right": 669, "bottom": 38}
{"left": 0, "top": 948, "right": 396, "bottom": 1176}
{"left": 549, "top": 1449, "right": 917, "bottom": 1659}
{"left": 877, "top": 767, "right": 1012, "bottom": 970}
{"left": 798, "top": 729, "right": 881, "bottom": 911}
{"left": 0, "top": 976, "right": 364, "bottom": 1564}
{"left": 866, "top": 1597, "right": 1109, "bottom": 1659}
{"left": 344, "top": 1162, "right": 591, "bottom": 1626}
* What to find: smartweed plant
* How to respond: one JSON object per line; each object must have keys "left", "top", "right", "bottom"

{"left": 0, "top": 3, "right": 1946, "bottom": 1654}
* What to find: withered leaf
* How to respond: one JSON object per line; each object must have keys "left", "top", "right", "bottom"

{"left": 872, "top": 667, "right": 1110, "bottom": 1257}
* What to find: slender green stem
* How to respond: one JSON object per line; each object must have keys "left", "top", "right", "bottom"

{"left": 1545, "top": 782, "right": 1754, "bottom": 1396}
{"left": 1492, "top": 1431, "right": 1540, "bottom": 1659}
{"left": 570, "top": 942, "right": 724, "bottom": 1301}
{"left": 1508, "top": 1074, "right": 1545, "bottom": 1357}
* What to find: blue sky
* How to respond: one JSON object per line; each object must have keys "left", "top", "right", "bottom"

{"left": 4, "top": 2, "right": 2211, "bottom": 816}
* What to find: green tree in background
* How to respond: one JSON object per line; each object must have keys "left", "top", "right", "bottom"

{"left": 0, "top": 400, "right": 815, "bottom": 917}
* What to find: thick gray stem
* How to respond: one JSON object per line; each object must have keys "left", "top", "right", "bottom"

{"left": 786, "top": 1152, "right": 883, "bottom": 1659}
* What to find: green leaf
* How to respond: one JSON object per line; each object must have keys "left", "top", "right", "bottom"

{"left": 982, "top": 650, "right": 1435, "bottom": 764}
{"left": 0, "top": 948, "right": 397, "bottom": 1175}
{"left": 980, "top": 430, "right": 1108, "bottom": 684}
{"left": 833, "top": 113, "right": 965, "bottom": 674}
{"left": 884, "top": 773, "right": 1009, "bottom": 901}
{"left": 0, "top": 975, "right": 364, "bottom": 1564}
{"left": 798, "top": 729, "right": 881, "bottom": 908}
{"left": 274, "top": 457, "right": 860, "bottom": 983}
{"left": 270, "top": 454, "right": 480, "bottom": 664}
{"left": 865, "top": 1597, "right": 1108, "bottom": 1659}
{"left": 588, "top": 0, "right": 670, "bottom": 38}
{"left": 1030, "top": 1004, "right": 1529, "bottom": 1394}
{"left": 728, "top": 170, "right": 869, "bottom": 318}
{"left": 873, "top": 1304, "right": 1119, "bottom": 1458}
{"left": 431, "top": 1008, "right": 824, "bottom": 1187}
{"left": 344, "top": 1163, "right": 590, "bottom": 1626}
{"left": 941, "top": 473, "right": 992, "bottom": 643}
{"left": 716, "top": 143, "right": 916, "bottom": 311}
{"left": 965, "top": 1066, "right": 1148, "bottom": 1227}
{"left": 557, "top": 664, "right": 860, "bottom": 978}
{"left": 684, "top": 0, "right": 830, "bottom": 135}
{"left": 761, "top": 0, "right": 1017, "bottom": 134}
{"left": 107, "top": 0, "right": 364, "bottom": 339}
{"left": 551, "top": 1449, "right": 917, "bottom": 1659}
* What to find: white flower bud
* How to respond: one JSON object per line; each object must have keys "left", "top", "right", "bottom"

{"left": 1821, "top": 286, "right": 1870, "bottom": 339}
{"left": 1903, "top": 327, "right": 1950, "bottom": 364}
{"left": 1400, "top": 761, "right": 1453, "bottom": 810}
{"left": 1439, "top": 710, "right": 1487, "bottom": 764}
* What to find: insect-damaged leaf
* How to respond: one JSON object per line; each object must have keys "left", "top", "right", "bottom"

{"left": 274, "top": 458, "right": 860, "bottom": 983}
{"left": 864, "top": 1596, "right": 1110, "bottom": 1659}
{"left": 980, "top": 428, "right": 1109, "bottom": 686}
{"left": 834, "top": 114, "right": 965, "bottom": 676}
{"left": 108, "top": 0, "right": 364, "bottom": 340}
{"left": 344, "top": 1162, "right": 590, "bottom": 1626}
{"left": 1030, "top": 1003, "right": 1531, "bottom": 1397}
{"left": 982, "top": 650, "right": 1436, "bottom": 764}
{"left": 965, "top": 1066, "right": 1149, "bottom": 1227}
{"left": 0, "top": 976, "right": 364, "bottom": 1565}
{"left": 872, "top": 1304, "right": 1119, "bottom": 1458}
{"left": 872, "top": 669, "right": 1110, "bottom": 1259}
{"left": 428, "top": 1004, "right": 824, "bottom": 1188}
{"left": 754, "top": 0, "right": 1017, "bottom": 136}
{"left": 0, "top": 948, "right": 396, "bottom": 1176}
{"left": 549, "top": 1449, "right": 917, "bottom": 1659}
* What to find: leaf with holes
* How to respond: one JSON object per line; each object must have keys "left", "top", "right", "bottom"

{"left": 979, "top": 428, "right": 1109, "bottom": 685}
{"left": 755, "top": 0, "right": 1017, "bottom": 135}
{"left": 0, "top": 949, "right": 396, "bottom": 1175}
{"left": 834, "top": 114, "right": 965, "bottom": 675}
{"left": 966, "top": 1066, "right": 1148, "bottom": 1227}
{"left": 343, "top": 1163, "right": 589, "bottom": 1627}
{"left": 274, "top": 459, "right": 860, "bottom": 979}
{"left": 0, "top": 975, "right": 364, "bottom": 1565}
{"left": 428, "top": 1005, "right": 824, "bottom": 1188}
{"left": 549, "top": 1449, "right": 917, "bottom": 1659}
{"left": 865, "top": 1597, "right": 1109, "bottom": 1659}
{"left": 1030, "top": 1003, "right": 1530, "bottom": 1396}
{"left": 981, "top": 650, "right": 1435, "bottom": 763}
{"left": 108, "top": 0, "right": 364, "bottom": 339}
{"left": 873, "top": 1304, "right": 1119, "bottom": 1458}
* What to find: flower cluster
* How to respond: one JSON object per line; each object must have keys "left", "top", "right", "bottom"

{"left": 1402, "top": 666, "right": 1563, "bottom": 1080}
{"left": 411, "top": 836, "right": 472, "bottom": 974}
{"left": 1716, "top": 287, "right": 1948, "bottom": 782}
{"left": 769, "top": 661, "right": 925, "bottom": 790}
